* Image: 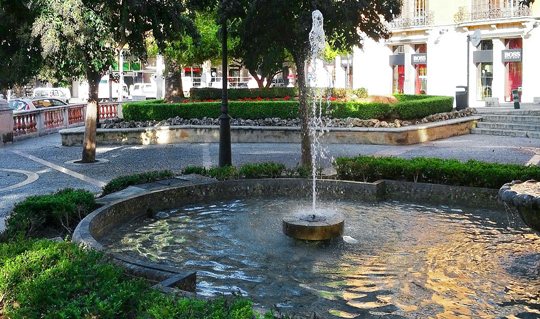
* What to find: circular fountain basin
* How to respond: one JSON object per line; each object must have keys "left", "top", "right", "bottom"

{"left": 74, "top": 179, "right": 540, "bottom": 318}
{"left": 499, "top": 180, "right": 540, "bottom": 233}
{"left": 283, "top": 210, "right": 344, "bottom": 240}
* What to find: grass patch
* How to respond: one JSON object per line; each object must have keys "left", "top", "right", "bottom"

{"left": 0, "top": 239, "right": 276, "bottom": 318}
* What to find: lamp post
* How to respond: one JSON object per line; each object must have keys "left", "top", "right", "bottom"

{"left": 219, "top": 12, "right": 232, "bottom": 167}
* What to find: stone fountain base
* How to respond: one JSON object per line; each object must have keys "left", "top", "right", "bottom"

{"left": 283, "top": 211, "right": 344, "bottom": 241}
{"left": 499, "top": 180, "right": 540, "bottom": 233}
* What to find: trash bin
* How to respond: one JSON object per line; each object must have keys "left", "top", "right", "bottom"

{"left": 455, "top": 86, "right": 468, "bottom": 110}
{"left": 512, "top": 89, "right": 520, "bottom": 109}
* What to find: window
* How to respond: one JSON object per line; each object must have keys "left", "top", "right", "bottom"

{"left": 480, "top": 40, "right": 493, "bottom": 50}
{"left": 477, "top": 63, "right": 493, "bottom": 100}
{"left": 414, "top": 44, "right": 427, "bottom": 94}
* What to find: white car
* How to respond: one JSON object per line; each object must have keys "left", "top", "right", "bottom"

{"left": 130, "top": 83, "right": 157, "bottom": 100}
{"left": 8, "top": 98, "right": 68, "bottom": 112}
{"left": 33, "top": 88, "right": 71, "bottom": 103}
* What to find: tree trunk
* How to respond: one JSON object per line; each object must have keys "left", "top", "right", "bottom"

{"left": 81, "top": 74, "right": 101, "bottom": 163}
{"left": 165, "top": 64, "right": 184, "bottom": 102}
{"left": 295, "top": 58, "right": 311, "bottom": 168}
{"left": 248, "top": 69, "right": 265, "bottom": 88}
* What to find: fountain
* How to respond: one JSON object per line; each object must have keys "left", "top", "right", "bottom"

{"left": 282, "top": 10, "right": 345, "bottom": 241}
{"left": 72, "top": 10, "right": 540, "bottom": 319}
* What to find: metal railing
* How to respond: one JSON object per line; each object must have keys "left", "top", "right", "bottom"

{"left": 389, "top": 12, "right": 433, "bottom": 29}
{"left": 455, "top": 5, "right": 531, "bottom": 22}
{"left": 12, "top": 102, "right": 120, "bottom": 140}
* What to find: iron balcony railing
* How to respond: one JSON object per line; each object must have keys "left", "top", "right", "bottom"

{"left": 455, "top": 5, "right": 531, "bottom": 22}
{"left": 389, "top": 12, "right": 433, "bottom": 29}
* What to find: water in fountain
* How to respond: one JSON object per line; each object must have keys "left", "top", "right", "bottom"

{"left": 308, "top": 9, "right": 332, "bottom": 212}
{"left": 282, "top": 10, "right": 344, "bottom": 241}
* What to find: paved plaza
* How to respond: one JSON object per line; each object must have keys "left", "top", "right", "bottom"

{"left": 1, "top": 132, "right": 540, "bottom": 229}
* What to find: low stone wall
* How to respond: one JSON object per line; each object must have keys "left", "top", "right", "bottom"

{"left": 73, "top": 178, "right": 502, "bottom": 291}
{"left": 61, "top": 117, "right": 480, "bottom": 146}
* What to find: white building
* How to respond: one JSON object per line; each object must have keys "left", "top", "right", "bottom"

{"left": 352, "top": 0, "right": 540, "bottom": 107}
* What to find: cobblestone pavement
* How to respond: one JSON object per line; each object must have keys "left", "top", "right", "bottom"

{"left": 1, "top": 132, "right": 539, "bottom": 227}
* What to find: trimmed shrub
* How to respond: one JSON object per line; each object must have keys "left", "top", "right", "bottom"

{"left": 390, "top": 96, "right": 454, "bottom": 120}
{"left": 0, "top": 239, "right": 268, "bottom": 318}
{"left": 123, "top": 95, "right": 454, "bottom": 122}
{"left": 3, "top": 189, "right": 96, "bottom": 241}
{"left": 190, "top": 87, "right": 298, "bottom": 100}
{"left": 239, "top": 162, "right": 286, "bottom": 178}
{"left": 102, "top": 170, "right": 176, "bottom": 196}
{"left": 331, "top": 101, "right": 390, "bottom": 119}
{"left": 334, "top": 156, "right": 540, "bottom": 189}
{"left": 123, "top": 101, "right": 299, "bottom": 121}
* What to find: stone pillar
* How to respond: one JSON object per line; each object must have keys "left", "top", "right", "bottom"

{"left": 0, "top": 99, "right": 13, "bottom": 146}
{"left": 404, "top": 44, "right": 416, "bottom": 95}
{"left": 492, "top": 38, "right": 506, "bottom": 103}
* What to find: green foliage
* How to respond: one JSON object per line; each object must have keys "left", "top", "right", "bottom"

{"left": 238, "top": 163, "right": 286, "bottom": 178}
{"left": 190, "top": 87, "right": 298, "bottom": 100}
{"left": 124, "top": 95, "right": 453, "bottom": 122}
{"left": 331, "top": 88, "right": 369, "bottom": 99}
{"left": 0, "top": 1, "right": 43, "bottom": 89}
{"left": 123, "top": 101, "right": 300, "bottom": 121}
{"left": 182, "top": 165, "right": 209, "bottom": 175}
{"left": 0, "top": 239, "right": 270, "bottom": 318}
{"left": 207, "top": 166, "right": 239, "bottom": 181}
{"left": 330, "top": 101, "right": 390, "bottom": 119}
{"left": 334, "top": 156, "right": 540, "bottom": 189}
{"left": 102, "top": 170, "right": 176, "bottom": 196}
{"left": 3, "top": 189, "right": 96, "bottom": 241}
{"left": 391, "top": 95, "right": 454, "bottom": 120}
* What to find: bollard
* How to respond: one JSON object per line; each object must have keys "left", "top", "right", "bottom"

{"left": 512, "top": 89, "right": 520, "bottom": 109}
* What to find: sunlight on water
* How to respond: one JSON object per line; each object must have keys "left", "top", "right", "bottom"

{"left": 104, "top": 198, "right": 540, "bottom": 318}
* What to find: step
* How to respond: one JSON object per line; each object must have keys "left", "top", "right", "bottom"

{"left": 471, "top": 128, "right": 540, "bottom": 138}
{"left": 480, "top": 114, "right": 540, "bottom": 124}
{"left": 475, "top": 109, "right": 540, "bottom": 116}
{"left": 476, "top": 122, "right": 540, "bottom": 131}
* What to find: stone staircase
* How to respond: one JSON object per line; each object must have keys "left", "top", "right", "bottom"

{"left": 472, "top": 109, "right": 540, "bottom": 138}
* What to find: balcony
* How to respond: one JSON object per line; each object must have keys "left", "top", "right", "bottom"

{"left": 455, "top": 5, "right": 531, "bottom": 23}
{"left": 389, "top": 12, "right": 433, "bottom": 29}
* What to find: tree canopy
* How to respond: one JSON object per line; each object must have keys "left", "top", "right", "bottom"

{"left": 0, "top": 0, "right": 43, "bottom": 90}
{"left": 239, "top": 0, "right": 402, "bottom": 166}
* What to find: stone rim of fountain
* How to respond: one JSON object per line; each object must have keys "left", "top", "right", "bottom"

{"left": 499, "top": 179, "right": 540, "bottom": 233}
{"left": 73, "top": 177, "right": 507, "bottom": 292}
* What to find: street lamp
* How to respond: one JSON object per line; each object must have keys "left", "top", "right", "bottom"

{"left": 219, "top": 9, "right": 232, "bottom": 167}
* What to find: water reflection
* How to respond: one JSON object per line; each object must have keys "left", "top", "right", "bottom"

{"left": 104, "top": 199, "right": 540, "bottom": 318}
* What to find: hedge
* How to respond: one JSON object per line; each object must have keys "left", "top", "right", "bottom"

{"left": 190, "top": 87, "right": 298, "bottom": 100}
{"left": 390, "top": 96, "right": 454, "bottom": 120}
{"left": 189, "top": 87, "right": 369, "bottom": 100}
{"left": 334, "top": 156, "right": 540, "bottom": 189}
{"left": 123, "top": 95, "right": 454, "bottom": 122}
{"left": 2, "top": 189, "right": 97, "bottom": 241}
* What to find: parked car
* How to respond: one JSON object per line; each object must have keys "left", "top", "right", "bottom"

{"left": 98, "top": 76, "right": 129, "bottom": 101}
{"left": 33, "top": 87, "right": 71, "bottom": 103}
{"left": 129, "top": 83, "right": 157, "bottom": 100}
{"left": 8, "top": 98, "right": 67, "bottom": 112}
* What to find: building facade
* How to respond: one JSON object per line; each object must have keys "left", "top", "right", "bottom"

{"left": 352, "top": 0, "right": 540, "bottom": 106}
